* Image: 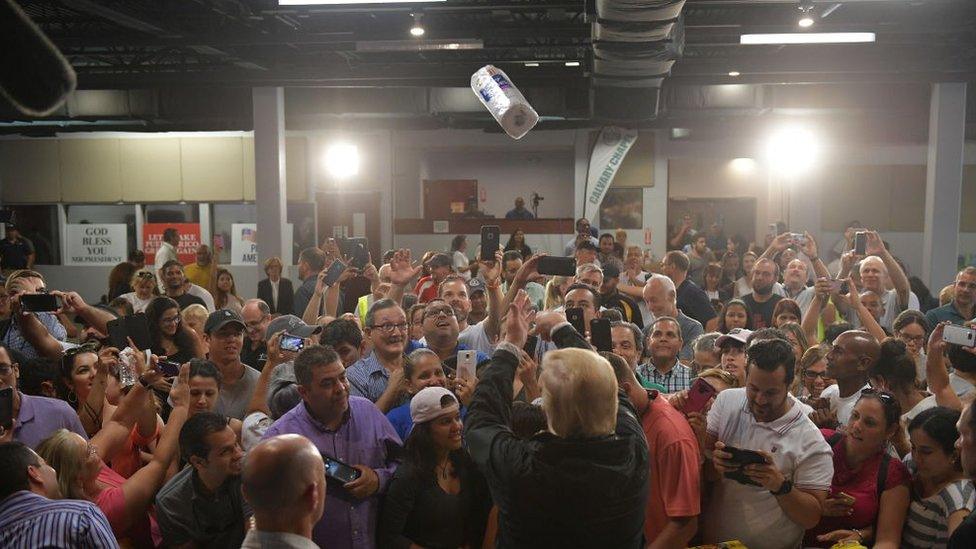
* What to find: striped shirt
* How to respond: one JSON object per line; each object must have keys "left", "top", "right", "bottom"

{"left": 903, "top": 479, "right": 975, "bottom": 548}
{"left": 636, "top": 361, "right": 693, "bottom": 394}
{"left": 0, "top": 490, "right": 119, "bottom": 549}
{"left": 346, "top": 352, "right": 397, "bottom": 404}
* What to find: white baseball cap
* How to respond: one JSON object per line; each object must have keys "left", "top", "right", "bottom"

{"left": 410, "top": 387, "right": 459, "bottom": 424}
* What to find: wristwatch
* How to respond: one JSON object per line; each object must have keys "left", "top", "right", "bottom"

{"left": 770, "top": 478, "right": 793, "bottom": 496}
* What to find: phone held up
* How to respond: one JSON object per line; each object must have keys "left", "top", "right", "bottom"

{"left": 279, "top": 333, "right": 305, "bottom": 353}
{"left": 480, "top": 225, "right": 500, "bottom": 262}
{"left": 944, "top": 324, "right": 976, "bottom": 347}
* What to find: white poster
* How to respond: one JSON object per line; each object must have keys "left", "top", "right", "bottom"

{"left": 583, "top": 126, "right": 638, "bottom": 223}
{"left": 230, "top": 223, "right": 294, "bottom": 265}
{"left": 65, "top": 224, "right": 128, "bottom": 265}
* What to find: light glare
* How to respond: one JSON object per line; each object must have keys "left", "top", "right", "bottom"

{"left": 798, "top": 16, "right": 814, "bottom": 28}
{"left": 325, "top": 143, "right": 359, "bottom": 179}
{"left": 729, "top": 157, "right": 757, "bottom": 174}
{"left": 767, "top": 128, "right": 817, "bottom": 174}
{"left": 741, "top": 32, "right": 875, "bottom": 45}
{"left": 410, "top": 25, "right": 424, "bottom": 37}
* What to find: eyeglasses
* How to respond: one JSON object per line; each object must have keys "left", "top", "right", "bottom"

{"left": 370, "top": 322, "right": 408, "bottom": 333}
{"left": 64, "top": 342, "right": 100, "bottom": 357}
{"left": 424, "top": 306, "right": 455, "bottom": 320}
{"left": 136, "top": 272, "right": 155, "bottom": 279}
{"left": 897, "top": 333, "right": 926, "bottom": 344}
{"left": 803, "top": 370, "right": 830, "bottom": 380}
{"left": 0, "top": 363, "right": 14, "bottom": 376}
{"left": 160, "top": 315, "right": 181, "bottom": 325}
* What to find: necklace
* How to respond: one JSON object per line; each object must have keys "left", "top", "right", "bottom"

{"left": 436, "top": 461, "right": 454, "bottom": 480}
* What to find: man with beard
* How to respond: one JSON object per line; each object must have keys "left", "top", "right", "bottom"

{"left": 438, "top": 270, "right": 503, "bottom": 356}
{"left": 821, "top": 330, "right": 879, "bottom": 426}
{"left": 160, "top": 260, "right": 206, "bottom": 310}
{"left": 704, "top": 338, "right": 833, "bottom": 549}
{"left": 345, "top": 298, "right": 410, "bottom": 413}
{"left": 204, "top": 310, "right": 260, "bottom": 420}
{"left": 742, "top": 258, "right": 783, "bottom": 329}
{"left": 263, "top": 345, "right": 401, "bottom": 549}
{"left": 687, "top": 234, "right": 714, "bottom": 287}
{"left": 156, "top": 412, "right": 251, "bottom": 547}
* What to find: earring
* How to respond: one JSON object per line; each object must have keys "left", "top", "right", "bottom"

{"left": 66, "top": 388, "right": 77, "bottom": 405}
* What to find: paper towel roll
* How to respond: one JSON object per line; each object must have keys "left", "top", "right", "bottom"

{"left": 471, "top": 65, "right": 539, "bottom": 140}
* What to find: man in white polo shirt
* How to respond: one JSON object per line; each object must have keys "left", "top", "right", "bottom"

{"left": 703, "top": 338, "right": 833, "bottom": 549}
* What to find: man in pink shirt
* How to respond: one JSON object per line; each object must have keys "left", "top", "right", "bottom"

{"left": 605, "top": 352, "right": 701, "bottom": 547}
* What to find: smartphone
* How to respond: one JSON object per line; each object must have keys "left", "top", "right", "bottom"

{"left": 279, "top": 333, "right": 305, "bottom": 353}
{"left": 944, "top": 324, "right": 976, "bottom": 347}
{"left": 0, "top": 387, "right": 13, "bottom": 430}
{"left": 683, "top": 377, "right": 718, "bottom": 415}
{"left": 156, "top": 360, "right": 181, "bottom": 377}
{"left": 522, "top": 335, "right": 539, "bottom": 356}
{"left": 590, "top": 318, "right": 612, "bottom": 352}
{"left": 480, "top": 225, "right": 500, "bottom": 261}
{"left": 724, "top": 446, "right": 768, "bottom": 466}
{"left": 790, "top": 232, "right": 807, "bottom": 245}
{"left": 853, "top": 231, "right": 867, "bottom": 255}
{"left": 828, "top": 279, "right": 845, "bottom": 294}
{"left": 106, "top": 313, "right": 152, "bottom": 350}
{"left": 537, "top": 256, "right": 577, "bottom": 276}
{"left": 457, "top": 350, "right": 477, "bottom": 381}
{"left": 20, "top": 293, "right": 61, "bottom": 313}
{"left": 768, "top": 223, "right": 778, "bottom": 237}
{"left": 323, "top": 455, "right": 362, "bottom": 484}
{"left": 340, "top": 238, "right": 370, "bottom": 269}
{"left": 106, "top": 318, "right": 128, "bottom": 350}
{"left": 323, "top": 259, "right": 346, "bottom": 287}
{"left": 566, "top": 307, "right": 586, "bottom": 335}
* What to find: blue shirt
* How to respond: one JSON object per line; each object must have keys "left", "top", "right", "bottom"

{"left": 14, "top": 392, "right": 88, "bottom": 449}
{"left": 0, "top": 490, "right": 119, "bottom": 549}
{"left": 3, "top": 312, "right": 67, "bottom": 360}
{"left": 403, "top": 341, "right": 490, "bottom": 364}
{"left": 387, "top": 400, "right": 468, "bottom": 441}
{"left": 925, "top": 302, "right": 971, "bottom": 327}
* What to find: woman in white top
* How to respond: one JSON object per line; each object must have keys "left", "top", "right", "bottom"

{"left": 119, "top": 269, "right": 158, "bottom": 313}
{"left": 893, "top": 310, "right": 930, "bottom": 385}
{"left": 451, "top": 235, "right": 473, "bottom": 280}
{"left": 734, "top": 251, "right": 757, "bottom": 297}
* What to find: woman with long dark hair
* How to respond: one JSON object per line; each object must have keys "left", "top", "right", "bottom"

{"left": 145, "top": 296, "right": 204, "bottom": 365}
{"left": 212, "top": 268, "right": 244, "bottom": 313}
{"left": 718, "top": 299, "right": 753, "bottom": 333}
{"left": 380, "top": 386, "right": 490, "bottom": 548}
{"left": 504, "top": 228, "right": 532, "bottom": 258}
{"left": 107, "top": 261, "right": 139, "bottom": 301}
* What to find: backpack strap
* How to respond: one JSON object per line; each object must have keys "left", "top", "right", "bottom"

{"left": 826, "top": 431, "right": 844, "bottom": 447}
{"left": 876, "top": 452, "right": 891, "bottom": 501}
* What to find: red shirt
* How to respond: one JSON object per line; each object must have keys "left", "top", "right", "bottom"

{"left": 641, "top": 391, "right": 701, "bottom": 544}
{"left": 414, "top": 276, "right": 439, "bottom": 304}
{"left": 804, "top": 429, "right": 910, "bottom": 547}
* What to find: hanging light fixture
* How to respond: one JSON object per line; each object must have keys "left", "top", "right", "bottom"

{"left": 410, "top": 13, "right": 425, "bottom": 37}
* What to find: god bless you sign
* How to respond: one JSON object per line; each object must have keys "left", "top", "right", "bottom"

{"left": 65, "top": 224, "right": 128, "bottom": 265}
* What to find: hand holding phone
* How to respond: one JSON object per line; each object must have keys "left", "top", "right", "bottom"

{"left": 19, "top": 293, "right": 61, "bottom": 313}
{"left": 537, "top": 256, "right": 577, "bottom": 276}
{"left": 457, "top": 350, "right": 477, "bottom": 381}
{"left": 943, "top": 324, "right": 976, "bottom": 347}
{"left": 279, "top": 333, "right": 305, "bottom": 353}
{"left": 683, "top": 377, "right": 718, "bottom": 415}
{"left": 323, "top": 455, "right": 362, "bottom": 484}
{"left": 480, "top": 225, "right": 500, "bottom": 262}
{"left": 590, "top": 318, "right": 612, "bottom": 352}
{"left": 566, "top": 307, "right": 586, "bottom": 336}
{"left": 853, "top": 231, "right": 867, "bottom": 255}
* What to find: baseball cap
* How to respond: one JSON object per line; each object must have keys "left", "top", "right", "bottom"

{"left": 266, "top": 314, "right": 322, "bottom": 341}
{"left": 715, "top": 328, "right": 753, "bottom": 348}
{"left": 204, "top": 309, "right": 246, "bottom": 334}
{"left": 410, "top": 387, "right": 459, "bottom": 424}
{"left": 466, "top": 278, "right": 486, "bottom": 295}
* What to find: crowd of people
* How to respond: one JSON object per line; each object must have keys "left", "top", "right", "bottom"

{"left": 2, "top": 215, "right": 976, "bottom": 549}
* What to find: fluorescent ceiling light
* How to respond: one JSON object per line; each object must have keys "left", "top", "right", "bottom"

{"left": 741, "top": 32, "right": 875, "bottom": 45}
{"left": 727, "top": 71, "right": 740, "bottom": 77}
{"left": 798, "top": 16, "right": 814, "bottom": 28}
{"left": 355, "top": 38, "right": 481, "bottom": 51}
{"left": 565, "top": 61, "right": 580, "bottom": 67}
{"left": 280, "top": 0, "right": 445, "bottom": 5}
{"left": 525, "top": 62, "right": 540, "bottom": 67}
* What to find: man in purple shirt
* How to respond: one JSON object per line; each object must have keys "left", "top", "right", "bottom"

{"left": 263, "top": 345, "right": 401, "bottom": 549}
{"left": 0, "top": 346, "right": 87, "bottom": 449}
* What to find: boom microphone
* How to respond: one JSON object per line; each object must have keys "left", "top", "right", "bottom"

{"left": 0, "top": 0, "right": 77, "bottom": 116}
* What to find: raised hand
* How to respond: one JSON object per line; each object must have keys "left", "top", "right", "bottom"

{"left": 389, "top": 249, "right": 422, "bottom": 287}
{"left": 503, "top": 290, "right": 534, "bottom": 348}
{"left": 799, "top": 231, "right": 819, "bottom": 259}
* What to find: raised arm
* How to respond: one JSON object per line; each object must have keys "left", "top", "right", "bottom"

{"left": 57, "top": 291, "right": 113, "bottom": 336}
{"left": 802, "top": 281, "right": 828, "bottom": 344}
{"left": 78, "top": 347, "right": 111, "bottom": 436}
{"left": 846, "top": 277, "right": 887, "bottom": 343}
{"left": 386, "top": 249, "right": 423, "bottom": 307}
{"left": 302, "top": 270, "right": 327, "bottom": 325}
{"left": 11, "top": 298, "right": 64, "bottom": 359}
{"left": 480, "top": 250, "right": 504, "bottom": 342}
{"left": 926, "top": 323, "right": 963, "bottom": 411}
{"left": 866, "top": 231, "right": 910, "bottom": 310}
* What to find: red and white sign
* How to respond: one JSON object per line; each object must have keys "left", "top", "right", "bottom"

{"left": 143, "top": 223, "right": 201, "bottom": 265}
{"left": 644, "top": 228, "right": 652, "bottom": 245}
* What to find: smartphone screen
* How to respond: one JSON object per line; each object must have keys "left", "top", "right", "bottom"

{"left": 156, "top": 360, "right": 181, "bottom": 377}
{"left": 480, "top": 225, "right": 500, "bottom": 262}
{"left": 537, "top": 256, "right": 577, "bottom": 276}
{"left": 324, "top": 456, "right": 362, "bottom": 483}
{"left": 590, "top": 318, "right": 612, "bottom": 352}
{"left": 279, "top": 334, "right": 305, "bottom": 353}
{"left": 0, "top": 387, "right": 13, "bottom": 430}
{"left": 457, "top": 350, "right": 477, "bottom": 381}
{"left": 20, "top": 293, "right": 60, "bottom": 313}
{"left": 323, "top": 259, "right": 346, "bottom": 287}
{"left": 566, "top": 307, "right": 586, "bottom": 335}
{"left": 944, "top": 324, "right": 976, "bottom": 347}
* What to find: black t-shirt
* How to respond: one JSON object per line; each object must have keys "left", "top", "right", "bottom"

{"left": 742, "top": 293, "right": 783, "bottom": 329}
{"left": 173, "top": 292, "right": 206, "bottom": 311}
{"left": 603, "top": 291, "right": 645, "bottom": 329}
{"left": 949, "top": 510, "right": 976, "bottom": 548}
{"left": 0, "top": 236, "right": 34, "bottom": 270}
{"left": 676, "top": 279, "right": 716, "bottom": 327}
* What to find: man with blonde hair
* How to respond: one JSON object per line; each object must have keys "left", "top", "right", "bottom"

{"left": 465, "top": 291, "right": 648, "bottom": 548}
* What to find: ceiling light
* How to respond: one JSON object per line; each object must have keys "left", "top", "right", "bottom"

{"left": 728, "top": 70, "right": 740, "bottom": 77}
{"left": 740, "top": 32, "right": 876, "bottom": 45}
{"left": 798, "top": 16, "right": 814, "bottom": 27}
{"left": 409, "top": 13, "right": 424, "bottom": 37}
{"left": 565, "top": 61, "right": 580, "bottom": 67}
{"left": 729, "top": 157, "right": 757, "bottom": 174}
{"left": 767, "top": 127, "right": 817, "bottom": 174}
{"left": 355, "top": 39, "right": 481, "bottom": 52}
{"left": 325, "top": 143, "right": 359, "bottom": 179}
{"left": 280, "top": 0, "right": 446, "bottom": 5}
{"left": 797, "top": 1, "right": 815, "bottom": 28}
{"left": 525, "top": 62, "right": 540, "bottom": 67}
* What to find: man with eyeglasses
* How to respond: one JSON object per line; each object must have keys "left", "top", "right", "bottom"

{"left": 240, "top": 299, "right": 272, "bottom": 370}
{"left": 345, "top": 298, "right": 410, "bottom": 413}
{"left": 0, "top": 344, "right": 87, "bottom": 448}
{"left": 409, "top": 299, "right": 489, "bottom": 370}
{"left": 927, "top": 267, "right": 976, "bottom": 327}
{"left": 0, "top": 441, "right": 118, "bottom": 548}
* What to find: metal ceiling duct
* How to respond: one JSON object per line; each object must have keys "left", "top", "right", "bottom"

{"left": 590, "top": 0, "right": 686, "bottom": 121}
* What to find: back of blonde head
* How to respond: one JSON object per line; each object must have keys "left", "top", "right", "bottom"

{"left": 540, "top": 348, "right": 618, "bottom": 438}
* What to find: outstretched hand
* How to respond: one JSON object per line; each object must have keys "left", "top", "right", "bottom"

{"left": 388, "top": 249, "right": 422, "bottom": 287}
{"left": 503, "top": 290, "right": 535, "bottom": 348}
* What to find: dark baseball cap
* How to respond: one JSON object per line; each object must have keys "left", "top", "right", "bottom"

{"left": 204, "top": 309, "right": 246, "bottom": 335}
{"left": 266, "top": 314, "right": 322, "bottom": 341}
{"left": 466, "top": 277, "right": 486, "bottom": 295}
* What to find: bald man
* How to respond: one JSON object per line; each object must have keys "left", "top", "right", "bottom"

{"left": 834, "top": 231, "right": 916, "bottom": 331}
{"left": 242, "top": 434, "right": 326, "bottom": 549}
{"left": 822, "top": 330, "right": 881, "bottom": 426}
{"left": 642, "top": 274, "right": 702, "bottom": 361}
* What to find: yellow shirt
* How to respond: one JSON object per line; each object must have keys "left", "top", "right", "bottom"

{"left": 184, "top": 262, "right": 212, "bottom": 289}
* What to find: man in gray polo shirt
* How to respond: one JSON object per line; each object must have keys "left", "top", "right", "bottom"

{"left": 156, "top": 412, "right": 251, "bottom": 547}
{"left": 204, "top": 310, "right": 260, "bottom": 420}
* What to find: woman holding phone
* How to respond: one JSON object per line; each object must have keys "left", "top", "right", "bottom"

{"left": 804, "top": 389, "right": 911, "bottom": 548}
{"left": 379, "top": 386, "right": 490, "bottom": 549}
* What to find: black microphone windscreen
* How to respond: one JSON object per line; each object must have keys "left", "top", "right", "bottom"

{"left": 0, "top": 0, "right": 77, "bottom": 117}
